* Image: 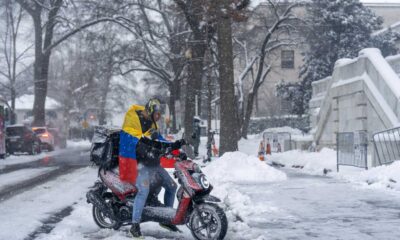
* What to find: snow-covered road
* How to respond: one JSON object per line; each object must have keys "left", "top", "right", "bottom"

{"left": 2, "top": 135, "right": 400, "bottom": 240}
{"left": 238, "top": 168, "right": 400, "bottom": 240}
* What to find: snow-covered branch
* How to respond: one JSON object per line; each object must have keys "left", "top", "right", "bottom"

{"left": 43, "top": 17, "right": 123, "bottom": 55}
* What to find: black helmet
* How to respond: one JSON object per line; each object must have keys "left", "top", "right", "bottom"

{"left": 145, "top": 97, "right": 162, "bottom": 117}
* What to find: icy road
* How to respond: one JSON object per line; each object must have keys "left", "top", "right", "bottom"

{"left": 0, "top": 148, "right": 400, "bottom": 239}
{"left": 236, "top": 169, "right": 400, "bottom": 240}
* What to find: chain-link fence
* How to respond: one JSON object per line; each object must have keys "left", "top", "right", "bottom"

{"left": 372, "top": 127, "right": 400, "bottom": 165}
{"left": 263, "top": 132, "right": 292, "bottom": 152}
{"left": 336, "top": 131, "right": 368, "bottom": 171}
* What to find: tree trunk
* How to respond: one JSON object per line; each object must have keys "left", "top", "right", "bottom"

{"left": 184, "top": 43, "right": 205, "bottom": 143}
{"left": 241, "top": 91, "right": 255, "bottom": 139}
{"left": 32, "top": 11, "right": 45, "bottom": 126}
{"left": 168, "top": 83, "right": 177, "bottom": 132}
{"left": 10, "top": 88, "right": 16, "bottom": 124}
{"left": 217, "top": 2, "right": 238, "bottom": 155}
{"left": 206, "top": 50, "right": 213, "bottom": 159}
{"left": 99, "top": 78, "right": 111, "bottom": 125}
{"left": 32, "top": 51, "right": 51, "bottom": 126}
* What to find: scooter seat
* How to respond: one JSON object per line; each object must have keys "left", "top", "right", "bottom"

{"left": 99, "top": 169, "right": 137, "bottom": 196}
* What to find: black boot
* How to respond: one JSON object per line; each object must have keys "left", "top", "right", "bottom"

{"left": 130, "top": 223, "right": 143, "bottom": 239}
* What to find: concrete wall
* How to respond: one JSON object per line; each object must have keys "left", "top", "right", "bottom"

{"left": 310, "top": 48, "right": 400, "bottom": 166}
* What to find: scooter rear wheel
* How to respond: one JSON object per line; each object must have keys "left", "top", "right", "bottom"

{"left": 189, "top": 203, "right": 228, "bottom": 240}
{"left": 92, "top": 205, "right": 121, "bottom": 230}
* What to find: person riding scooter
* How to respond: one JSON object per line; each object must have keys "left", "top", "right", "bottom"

{"left": 118, "top": 97, "right": 184, "bottom": 238}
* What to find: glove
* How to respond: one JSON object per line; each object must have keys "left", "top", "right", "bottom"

{"left": 150, "top": 129, "right": 160, "bottom": 140}
{"left": 171, "top": 139, "right": 186, "bottom": 149}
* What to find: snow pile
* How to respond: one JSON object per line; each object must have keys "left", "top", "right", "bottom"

{"left": 67, "top": 139, "right": 92, "bottom": 149}
{"left": 269, "top": 145, "right": 400, "bottom": 191}
{"left": 338, "top": 161, "right": 400, "bottom": 191}
{"left": 268, "top": 148, "right": 337, "bottom": 175}
{"left": 203, "top": 151, "right": 287, "bottom": 183}
{"left": 237, "top": 135, "right": 260, "bottom": 156}
{"left": 202, "top": 151, "right": 286, "bottom": 238}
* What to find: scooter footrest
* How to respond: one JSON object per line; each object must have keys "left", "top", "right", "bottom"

{"left": 141, "top": 207, "right": 176, "bottom": 224}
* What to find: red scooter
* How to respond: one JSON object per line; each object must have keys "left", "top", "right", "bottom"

{"left": 86, "top": 147, "right": 228, "bottom": 240}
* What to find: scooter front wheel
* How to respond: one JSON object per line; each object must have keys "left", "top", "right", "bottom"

{"left": 189, "top": 203, "right": 228, "bottom": 240}
{"left": 92, "top": 205, "right": 121, "bottom": 230}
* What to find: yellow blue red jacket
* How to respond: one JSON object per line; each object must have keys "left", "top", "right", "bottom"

{"left": 118, "top": 104, "right": 164, "bottom": 183}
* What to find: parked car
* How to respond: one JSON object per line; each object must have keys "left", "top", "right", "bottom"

{"left": 32, "top": 127, "right": 55, "bottom": 151}
{"left": 48, "top": 128, "right": 67, "bottom": 149}
{"left": 6, "top": 125, "right": 41, "bottom": 155}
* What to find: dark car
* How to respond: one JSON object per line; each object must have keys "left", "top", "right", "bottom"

{"left": 6, "top": 125, "right": 41, "bottom": 155}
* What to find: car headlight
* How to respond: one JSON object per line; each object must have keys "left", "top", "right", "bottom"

{"left": 199, "top": 174, "right": 210, "bottom": 189}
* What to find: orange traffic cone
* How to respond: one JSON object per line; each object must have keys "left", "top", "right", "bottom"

{"left": 266, "top": 142, "right": 271, "bottom": 155}
{"left": 212, "top": 144, "right": 219, "bottom": 156}
{"left": 258, "top": 140, "right": 265, "bottom": 161}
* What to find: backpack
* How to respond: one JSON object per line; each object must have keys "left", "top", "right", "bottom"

{"left": 90, "top": 126, "right": 120, "bottom": 170}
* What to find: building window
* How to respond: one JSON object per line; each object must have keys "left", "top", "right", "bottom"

{"left": 281, "top": 50, "right": 294, "bottom": 69}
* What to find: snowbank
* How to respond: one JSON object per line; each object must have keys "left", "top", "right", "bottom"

{"left": 238, "top": 135, "right": 264, "bottom": 157}
{"left": 337, "top": 161, "right": 400, "bottom": 191}
{"left": 202, "top": 151, "right": 287, "bottom": 238}
{"left": 203, "top": 151, "right": 287, "bottom": 183}
{"left": 269, "top": 148, "right": 337, "bottom": 175}
{"left": 66, "top": 139, "right": 92, "bottom": 149}
{"left": 269, "top": 146, "right": 400, "bottom": 192}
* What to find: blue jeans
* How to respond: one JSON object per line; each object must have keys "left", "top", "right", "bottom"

{"left": 132, "top": 165, "right": 177, "bottom": 223}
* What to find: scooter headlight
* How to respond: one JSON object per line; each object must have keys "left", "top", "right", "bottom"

{"left": 193, "top": 163, "right": 202, "bottom": 173}
{"left": 199, "top": 174, "right": 210, "bottom": 189}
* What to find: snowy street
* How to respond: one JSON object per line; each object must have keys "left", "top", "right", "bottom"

{"left": 238, "top": 168, "right": 400, "bottom": 240}
{"left": 1, "top": 136, "right": 400, "bottom": 240}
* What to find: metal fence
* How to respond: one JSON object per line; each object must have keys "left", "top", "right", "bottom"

{"left": 372, "top": 127, "right": 400, "bottom": 165}
{"left": 263, "top": 132, "right": 292, "bottom": 152}
{"left": 336, "top": 131, "right": 368, "bottom": 171}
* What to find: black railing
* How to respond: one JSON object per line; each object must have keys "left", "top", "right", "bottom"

{"left": 372, "top": 127, "right": 400, "bottom": 165}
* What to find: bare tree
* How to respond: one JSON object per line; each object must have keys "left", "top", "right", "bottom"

{"left": 235, "top": 1, "right": 301, "bottom": 139}
{"left": 116, "top": 0, "right": 188, "bottom": 132}
{"left": 0, "top": 0, "right": 32, "bottom": 124}
{"left": 85, "top": 27, "right": 124, "bottom": 125}
{"left": 15, "top": 0, "right": 120, "bottom": 126}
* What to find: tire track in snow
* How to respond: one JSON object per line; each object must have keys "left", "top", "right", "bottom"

{"left": 24, "top": 205, "right": 75, "bottom": 240}
{"left": 0, "top": 166, "right": 82, "bottom": 202}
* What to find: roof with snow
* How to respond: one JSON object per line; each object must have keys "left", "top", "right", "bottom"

{"left": 9, "top": 94, "right": 61, "bottom": 110}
